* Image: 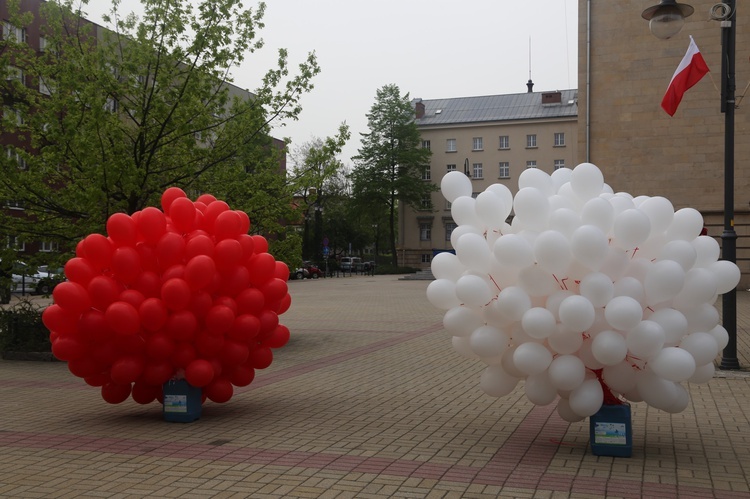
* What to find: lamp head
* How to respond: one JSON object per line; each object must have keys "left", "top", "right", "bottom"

{"left": 642, "top": 0, "right": 694, "bottom": 39}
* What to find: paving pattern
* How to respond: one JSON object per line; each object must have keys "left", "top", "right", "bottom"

{"left": 2, "top": 275, "right": 750, "bottom": 498}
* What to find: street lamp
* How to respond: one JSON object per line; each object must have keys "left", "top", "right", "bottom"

{"left": 642, "top": 1, "right": 739, "bottom": 369}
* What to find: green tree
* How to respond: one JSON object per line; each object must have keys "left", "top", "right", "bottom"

{"left": 0, "top": 0, "right": 319, "bottom": 253}
{"left": 351, "top": 84, "right": 434, "bottom": 266}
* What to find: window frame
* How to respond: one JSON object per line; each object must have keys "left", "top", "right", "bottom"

{"left": 499, "top": 162, "right": 510, "bottom": 179}
{"left": 446, "top": 138, "right": 457, "bottom": 152}
{"left": 499, "top": 135, "right": 510, "bottom": 150}
{"left": 472, "top": 137, "right": 483, "bottom": 151}
{"left": 472, "top": 163, "right": 483, "bottom": 179}
{"left": 526, "top": 134, "right": 537, "bottom": 148}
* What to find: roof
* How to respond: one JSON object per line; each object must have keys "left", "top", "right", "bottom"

{"left": 414, "top": 89, "right": 578, "bottom": 126}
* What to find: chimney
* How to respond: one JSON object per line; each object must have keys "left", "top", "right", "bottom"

{"left": 541, "top": 91, "right": 562, "bottom": 104}
{"left": 414, "top": 99, "right": 425, "bottom": 119}
{"left": 526, "top": 79, "right": 534, "bottom": 93}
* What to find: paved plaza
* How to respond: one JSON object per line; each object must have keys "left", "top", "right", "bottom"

{"left": 2, "top": 275, "right": 750, "bottom": 498}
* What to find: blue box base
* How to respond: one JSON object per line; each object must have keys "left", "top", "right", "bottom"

{"left": 589, "top": 403, "right": 632, "bottom": 457}
{"left": 163, "top": 379, "right": 201, "bottom": 423}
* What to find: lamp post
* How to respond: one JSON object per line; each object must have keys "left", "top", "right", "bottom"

{"left": 642, "top": 1, "right": 739, "bottom": 369}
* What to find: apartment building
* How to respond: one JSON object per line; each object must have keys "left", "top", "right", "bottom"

{"left": 400, "top": 88, "right": 578, "bottom": 268}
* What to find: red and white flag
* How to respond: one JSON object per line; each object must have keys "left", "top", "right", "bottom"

{"left": 661, "top": 36, "right": 710, "bottom": 116}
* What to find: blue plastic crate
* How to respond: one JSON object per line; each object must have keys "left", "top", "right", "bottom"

{"left": 589, "top": 403, "right": 632, "bottom": 457}
{"left": 163, "top": 379, "right": 201, "bottom": 423}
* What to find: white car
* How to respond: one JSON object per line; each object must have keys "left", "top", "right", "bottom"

{"left": 4, "top": 261, "right": 63, "bottom": 295}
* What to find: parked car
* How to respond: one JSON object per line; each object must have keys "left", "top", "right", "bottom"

{"left": 1, "top": 260, "right": 66, "bottom": 298}
{"left": 363, "top": 261, "right": 376, "bottom": 272}
{"left": 340, "top": 257, "right": 362, "bottom": 272}
{"left": 303, "top": 261, "right": 324, "bottom": 279}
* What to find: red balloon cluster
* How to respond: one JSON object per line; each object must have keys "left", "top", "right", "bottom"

{"left": 42, "top": 188, "right": 291, "bottom": 405}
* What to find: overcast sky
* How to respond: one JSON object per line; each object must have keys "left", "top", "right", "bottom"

{"left": 82, "top": 0, "right": 578, "bottom": 167}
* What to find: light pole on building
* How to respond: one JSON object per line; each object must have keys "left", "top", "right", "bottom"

{"left": 642, "top": 0, "right": 739, "bottom": 369}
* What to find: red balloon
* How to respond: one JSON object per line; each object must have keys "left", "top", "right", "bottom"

{"left": 170, "top": 197, "right": 197, "bottom": 233}
{"left": 90, "top": 341, "right": 119, "bottom": 366}
{"left": 83, "top": 234, "right": 114, "bottom": 270}
{"left": 258, "top": 310, "right": 279, "bottom": 339}
{"left": 213, "top": 296, "right": 237, "bottom": 315}
{"left": 111, "top": 355, "right": 145, "bottom": 384}
{"left": 105, "top": 301, "right": 141, "bottom": 335}
{"left": 114, "top": 332, "right": 146, "bottom": 355}
{"left": 145, "top": 333, "right": 176, "bottom": 360}
{"left": 161, "top": 278, "right": 191, "bottom": 311}
{"left": 157, "top": 232, "right": 186, "bottom": 270}
{"left": 277, "top": 293, "right": 292, "bottom": 314}
{"left": 106, "top": 213, "right": 137, "bottom": 247}
{"left": 205, "top": 377, "right": 233, "bottom": 403}
{"left": 101, "top": 382, "right": 132, "bottom": 404}
{"left": 111, "top": 247, "right": 142, "bottom": 284}
{"left": 67, "top": 357, "right": 103, "bottom": 378}
{"left": 252, "top": 235, "right": 269, "bottom": 253}
{"left": 84, "top": 372, "right": 110, "bottom": 387}
{"left": 161, "top": 186, "right": 187, "bottom": 214}
{"left": 52, "top": 336, "right": 87, "bottom": 361}
{"left": 165, "top": 310, "right": 198, "bottom": 341}
{"left": 119, "top": 289, "right": 146, "bottom": 309}
{"left": 42, "top": 304, "right": 78, "bottom": 335}
{"left": 215, "top": 239, "right": 243, "bottom": 271}
{"left": 135, "top": 242, "right": 159, "bottom": 272}
{"left": 139, "top": 297, "right": 169, "bottom": 332}
{"left": 131, "top": 381, "right": 160, "bottom": 405}
{"left": 184, "top": 255, "right": 216, "bottom": 290}
{"left": 133, "top": 271, "right": 162, "bottom": 298}
{"left": 190, "top": 291, "right": 213, "bottom": 319}
{"left": 262, "top": 278, "right": 288, "bottom": 303}
{"left": 64, "top": 257, "right": 97, "bottom": 286}
{"left": 249, "top": 346, "right": 273, "bottom": 369}
{"left": 228, "top": 314, "right": 260, "bottom": 343}
{"left": 238, "top": 234, "right": 255, "bottom": 262}
{"left": 229, "top": 364, "right": 255, "bottom": 387}
{"left": 204, "top": 200, "right": 230, "bottom": 232}
{"left": 265, "top": 324, "right": 290, "bottom": 349}
{"left": 237, "top": 210, "right": 251, "bottom": 234}
{"left": 195, "top": 194, "right": 217, "bottom": 205}
{"left": 53, "top": 281, "right": 91, "bottom": 316}
{"left": 274, "top": 261, "right": 290, "bottom": 281}
{"left": 248, "top": 253, "right": 275, "bottom": 286}
{"left": 139, "top": 361, "right": 174, "bottom": 386}
{"left": 137, "top": 207, "right": 167, "bottom": 244}
{"left": 235, "top": 288, "right": 265, "bottom": 316}
{"left": 161, "top": 264, "right": 186, "bottom": 281}
{"left": 78, "top": 309, "right": 110, "bottom": 344}
{"left": 220, "top": 340, "right": 249, "bottom": 367}
{"left": 185, "top": 359, "right": 214, "bottom": 387}
{"left": 214, "top": 210, "right": 243, "bottom": 240}
{"left": 172, "top": 342, "right": 197, "bottom": 368}
{"left": 75, "top": 239, "right": 86, "bottom": 258}
{"left": 205, "top": 305, "right": 235, "bottom": 336}
{"left": 196, "top": 332, "right": 224, "bottom": 358}
{"left": 88, "top": 275, "right": 122, "bottom": 312}
{"left": 185, "top": 234, "right": 215, "bottom": 260}
{"left": 220, "top": 266, "right": 250, "bottom": 297}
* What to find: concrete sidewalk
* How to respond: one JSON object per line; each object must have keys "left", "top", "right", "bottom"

{"left": 1, "top": 275, "right": 750, "bottom": 498}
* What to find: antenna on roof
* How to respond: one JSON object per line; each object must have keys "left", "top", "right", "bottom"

{"left": 526, "top": 36, "right": 534, "bottom": 93}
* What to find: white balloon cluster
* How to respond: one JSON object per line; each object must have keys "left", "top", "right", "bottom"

{"left": 428, "top": 163, "right": 740, "bottom": 422}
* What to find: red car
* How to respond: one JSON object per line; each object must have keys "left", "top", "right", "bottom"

{"left": 303, "top": 261, "right": 324, "bottom": 279}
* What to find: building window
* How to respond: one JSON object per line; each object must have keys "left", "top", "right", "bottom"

{"left": 39, "top": 77, "right": 55, "bottom": 95}
{"left": 499, "top": 162, "right": 510, "bottom": 178}
{"left": 420, "top": 194, "right": 432, "bottom": 209}
{"left": 444, "top": 200, "right": 452, "bottom": 210}
{"left": 7, "top": 66, "right": 24, "bottom": 83}
{"left": 104, "top": 97, "right": 119, "bottom": 113}
{"left": 472, "top": 137, "right": 483, "bottom": 151}
{"left": 554, "top": 132, "right": 565, "bottom": 147}
{"left": 422, "top": 140, "right": 431, "bottom": 150}
{"left": 445, "top": 222, "right": 457, "bottom": 241}
{"left": 526, "top": 134, "right": 537, "bottom": 148}
{"left": 6, "top": 148, "right": 27, "bottom": 170}
{"left": 422, "top": 166, "right": 431, "bottom": 180}
{"left": 7, "top": 236, "right": 25, "bottom": 251}
{"left": 40, "top": 241, "right": 59, "bottom": 252}
{"left": 499, "top": 135, "right": 510, "bottom": 149}
{"left": 526, "top": 161, "right": 537, "bottom": 169}
{"left": 472, "top": 163, "right": 483, "bottom": 179}
{"left": 6, "top": 199, "right": 24, "bottom": 210}
{"left": 421, "top": 254, "right": 431, "bottom": 264}
{"left": 446, "top": 164, "right": 456, "bottom": 172}
{"left": 554, "top": 159, "right": 566, "bottom": 170}
{"left": 2, "top": 21, "right": 26, "bottom": 43}
{"left": 3, "top": 107, "right": 23, "bottom": 125}
{"left": 446, "top": 138, "right": 457, "bottom": 152}
{"left": 419, "top": 223, "right": 432, "bottom": 241}
{"left": 39, "top": 35, "right": 48, "bottom": 52}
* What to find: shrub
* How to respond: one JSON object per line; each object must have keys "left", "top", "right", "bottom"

{"left": 0, "top": 300, "right": 51, "bottom": 355}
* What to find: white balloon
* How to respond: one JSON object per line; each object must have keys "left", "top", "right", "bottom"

{"left": 671, "top": 268, "right": 717, "bottom": 310}
{"left": 548, "top": 355, "right": 586, "bottom": 391}
{"left": 689, "top": 362, "right": 715, "bottom": 384}
{"left": 569, "top": 378, "right": 604, "bottom": 417}
{"left": 683, "top": 303, "right": 720, "bottom": 333}
{"left": 604, "top": 296, "right": 644, "bottom": 331}
{"left": 591, "top": 330, "right": 628, "bottom": 366}
{"left": 450, "top": 224, "right": 482, "bottom": 248}
{"left": 579, "top": 272, "right": 615, "bottom": 308}
{"left": 431, "top": 252, "right": 464, "bottom": 281}
{"left": 441, "top": 170, "right": 473, "bottom": 202}
{"left": 451, "top": 196, "right": 483, "bottom": 227}
{"left": 636, "top": 370, "right": 679, "bottom": 411}
{"left": 524, "top": 371, "right": 558, "bottom": 406}
{"left": 551, "top": 167, "right": 573, "bottom": 193}
{"left": 602, "top": 361, "right": 638, "bottom": 393}
{"left": 518, "top": 266, "right": 558, "bottom": 297}
{"left": 501, "top": 345, "right": 527, "bottom": 378}
{"left": 494, "top": 287, "right": 532, "bottom": 323}
{"left": 658, "top": 240, "right": 697, "bottom": 271}
{"left": 548, "top": 195, "right": 576, "bottom": 213}
{"left": 581, "top": 197, "right": 615, "bottom": 234}
{"left": 571, "top": 163, "right": 604, "bottom": 201}
{"left": 578, "top": 337, "right": 605, "bottom": 370}
{"left": 443, "top": 306, "right": 484, "bottom": 337}
{"left": 556, "top": 398, "right": 586, "bottom": 422}
{"left": 456, "top": 232, "right": 493, "bottom": 273}
{"left": 493, "top": 234, "right": 534, "bottom": 268}
{"left": 513, "top": 187, "right": 551, "bottom": 231}
{"left": 486, "top": 183, "right": 514, "bottom": 215}
{"left": 663, "top": 383, "right": 690, "bottom": 413}
{"left": 548, "top": 208, "right": 581, "bottom": 239}
{"left": 521, "top": 307, "right": 557, "bottom": 340}
{"left": 648, "top": 308, "right": 689, "bottom": 346}
{"left": 609, "top": 193, "right": 637, "bottom": 216}
{"left": 644, "top": 260, "right": 685, "bottom": 305}
{"left": 639, "top": 196, "right": 674, "bottom": 234}
{"left": 426, "top": 279, "right": 460, "bottom": 310}
{"left": 545, "top": 290, "right": 574, "bottom": 321}
{"left": 452, "top": 336, "right": 480, "bottom": 359}
{"left": 480, "top": 366, "right": 520, "bottom": 397}
{"left": 709, "top": 260, "right": 741, "bottom": 294}
{"left": 519, "top": 167, "right": 554, "bottom": 197}
{"left": 600, "top": 247, "right": 630, "bottom": 281}
{"left": 548, "top": 325, "right": 584, "bottom": 355}
{"left": 613, "top": 209, "right": 651, "bottom": 250}
{"left": 470, "top": 325, "right": 511, "bottom": 358}
{"left": 513, "top": 342, "right": 553, "bottom": 375}
{"left": 626, "top": 320, "right": 665, "bottom": 359}
{"left": 570, "top": 225, "right": 609, "bottom": 270}
{"left": 533, "top": 230, "right": 572, "bottom": 275}
{"left": 476, "top": 191, "right": 508, "bottom": 229}
{"left": 649, "top": 347, "right": 696, "bottom": 382}
{"left": 665, "top": 207, "right": 704, "bottom": 241}
{"left": 558, "top": 295, "right": 596, "bottom": 333}
{"left": 613, "top": 276, "right": 645, "bottom": 306}
{"left": 710, "top": 325, "right": 729, "bottom": 350}
{"left": 692, "top": 235, "right": 721, "bottom": 268}
{"left": 680, "top": 332, "right": 719, "bottom": 366}
{"left": 455, "top": 274, "right": 493, "bottom": 307}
